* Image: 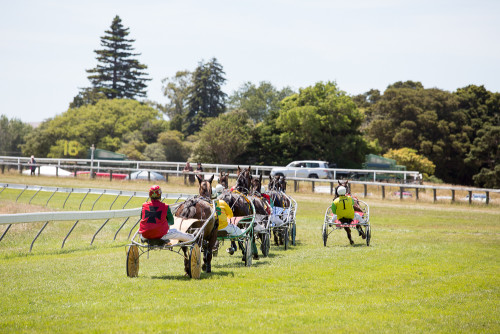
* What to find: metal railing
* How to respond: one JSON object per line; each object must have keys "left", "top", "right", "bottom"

{"left": 0, "top": 183, "right": 190, "bottom": 251}
{"left": 0, "top": 155, "right": 420, "bottom": 183}
{"left": 290, "top": 178, "right": 500, "bottom": 205}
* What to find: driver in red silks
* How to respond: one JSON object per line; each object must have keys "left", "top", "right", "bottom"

{"left": 139, "top": 185, "right": 194, "bottom": 242}
{"left": 260, "top": 186, "right": 272, "bottom": 214}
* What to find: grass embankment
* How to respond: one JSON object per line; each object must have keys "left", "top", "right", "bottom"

{"left": 0, "top": 175, "right": 499, "bottom": 333}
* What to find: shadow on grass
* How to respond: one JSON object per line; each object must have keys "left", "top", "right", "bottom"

{"left": 214, "top": 258, "right": 271, "bottom": 269}
{"left": 151, "top": 270, "right": 235, "bottom": 280}
{"left": 323, "top": 242, "right": 371, "bottom": 248}
{"left": 1, "top": 242, "right": 127, "bottom": 260}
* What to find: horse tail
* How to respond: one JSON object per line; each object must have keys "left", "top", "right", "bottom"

{"left": 177, "top": 198, "right": 198, "bottom": 218}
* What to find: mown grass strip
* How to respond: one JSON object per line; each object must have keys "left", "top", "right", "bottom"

{"left": 0, "top": 179, "right": 498, "bottom": 333}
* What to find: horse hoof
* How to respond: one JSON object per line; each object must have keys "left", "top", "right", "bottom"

{"left": 202, "top": 263, "right": 207, "bottom": 271}
{"left": 226, "top": 247, "right": 235, "bottom": 255}
{"left": 350, "top": 240, "right": 354, "bottom": 245}
{"left": 253, "top": 255, "right": 259, "bottom": 260}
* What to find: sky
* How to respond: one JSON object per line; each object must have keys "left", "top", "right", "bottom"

{"left": 1, "top": 0, "right": 499, "bottom": 123}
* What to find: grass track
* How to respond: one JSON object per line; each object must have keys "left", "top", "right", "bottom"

{"left": 0, "top": 176, "right": 499, "bottom": 333}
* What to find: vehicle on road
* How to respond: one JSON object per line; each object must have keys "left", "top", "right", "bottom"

{"left": 270, "top": 160, "right": 333, "bottom": 179}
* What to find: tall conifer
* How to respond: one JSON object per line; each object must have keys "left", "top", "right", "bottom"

{"left": 86, "top": 15, "right": 150, "bottom": 99}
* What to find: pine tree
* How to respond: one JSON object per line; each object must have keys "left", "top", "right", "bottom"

{"left": 86, "top": 15, "right": 150, "bottom": 99}
{"left": 184, "top": 58, "right": 227, "bottom": 135}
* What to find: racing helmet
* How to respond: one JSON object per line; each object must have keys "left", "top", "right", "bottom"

{"left": 215, "top": 184, "right": 224, "bottom": 195}
{"left": 337, "top": 186, "right": 347, "bottom": 196}
{"left": 149, "top": 185, "right": 162, "bottom": 200}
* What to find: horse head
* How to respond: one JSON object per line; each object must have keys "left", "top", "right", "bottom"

{"left": 235, "top": 166, "right": 251, "bottom": 194}
{"left": 251, "top": 174, "right": 263, "bottom": 194}
{"left": 278, "top": 176, "right": 287, "bottom": 192}
{"left": 197, "top": 174, "right": 214, "bottom": 199}
{"left": 218, "top": 171, "right": 229, "bottom": 189}
{"left": 335, "top": 179, "right": 351, "bottom": 198}
{"left": 268, "top": 175, "right": 281, "bottom": 191}
{"left": 268, "top": 174, "right": 275, "bottom": 191}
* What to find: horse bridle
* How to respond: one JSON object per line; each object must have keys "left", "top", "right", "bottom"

{"left": 235, "top": 170, "right": 250, "bottom": 193}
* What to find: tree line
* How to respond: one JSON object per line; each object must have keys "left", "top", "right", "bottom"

{"left": 1, "top": 16, "right": 498, "bottom": 188}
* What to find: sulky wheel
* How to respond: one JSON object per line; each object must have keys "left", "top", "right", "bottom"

{"left": 322, "top": 224, "right": 328, "bottom": 247}
{"left": 366, "top": 225, "right": 371, "bottom": 246}
{"left": 244, "top": 236, "right": 253, "bottom": 267}
{"left": 126, "top": 245, "right": 139, "bottom": 277}
{"left": 188, "top": 243, "right": 202, "bottom": 279}
{"left": 291, "top": 223, "right": 296, "bottom": 246}
{"left": 261, "top": 233, "right": 270, "bottom": 257}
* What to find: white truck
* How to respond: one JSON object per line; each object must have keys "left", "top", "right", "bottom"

{"left": 270, "top": 160, "right": 333, "bottom": 179}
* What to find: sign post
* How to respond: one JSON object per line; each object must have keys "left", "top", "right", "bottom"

{"left": 90, "top": 144, "right": 95, "bottom": 179}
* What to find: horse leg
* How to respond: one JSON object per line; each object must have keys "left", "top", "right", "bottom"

{"left": 344, "top": 227, "right": 354, "bottom": 245}
{"left": 202, "top": 223, "right": 218, "bottom": 273}
{"left": 273, "top": 230, "right": 279, "bottom": 246}
{"left": 356, "top": 225, "right": 366, "bottom": 239}
{"left": 182, "top": 246, "right": 189, "bottom": 275}
{"left": 238, "top": 240, "right": 245, "bottom": 261}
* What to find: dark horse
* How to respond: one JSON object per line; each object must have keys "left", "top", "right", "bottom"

{"left": 267, "top": 175, "right": 291, "bottom": 245}
{"left": 249, "top": 174, "right": 270, "bottom": 216}
{"left": 334, "top": 180, "right": 366, "bottom": 245}
{"left": 175, "top": 174, "right": 218, "bottom": 273}
{"left": 218, "top": 171, "right": 229, "bottom": 189}
{"left": 249, "top": 174, "right": 273, "bottom": 255}
{"left": 219, "top": 166, "right": 259, "bottom": 259}
{"left": 220, "top": 166, "right": 252, "bottom": 216}
{"left": 267, "top": 175, "right": 290, "bottom": 208}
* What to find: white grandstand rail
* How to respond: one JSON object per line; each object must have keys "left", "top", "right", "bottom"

{"left": 0, "top": 184, "right": 192, "bottom": 251}
{"left": 0, "top": 208, "right": 141, "bottom": 225}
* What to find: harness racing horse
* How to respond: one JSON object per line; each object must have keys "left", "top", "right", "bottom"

{"left": 248, "top": 174, "right": 273, "bottom": 255}
{"left": 220, "top": 166, "right": 252, "bottom": 216}
{"left": 218, "top": 171, "right": 229, "bottom": 189}
{"left": 249, "top": 174, "right": 270, "bottom": 215}
{"left": 267, "top": 175, "right": 290, "bottom": 207}
{"left": 267, "top": 175, "right": 291, "bottom": 245}
{"left": 174, "top": 174, "right": 218, "bottom": 273}
{"left": 333, "top": 180, "right": 366, "bottom": 245}
{"left": 219, "top": 166, "right": 259, "bottom": 259}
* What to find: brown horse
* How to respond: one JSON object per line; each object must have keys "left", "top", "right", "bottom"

{"left": 174, "top": 174, "right": 218, "bottom": 273}
{"left": 249, "top": 174, "right": 269, "bottom": 215}
{"left": 234, "top": 166, "right": 252, "bottom": 194}
{"left": 333, "top": 180, "right": 366, "bottom": 245}
{"left": 267, "top": 175, "right": 290, "bottom": 208}
{"left": 219, "top": 166, "right": 260, "bottom": 259}
{"left": 249, "top": 174, "right": 272, "bottom": 255}
{"left": 220, "top": 166, "right": 252, "bottom": 216}
{"left": 218, "top": 171, "right": 229, "bottom": 189}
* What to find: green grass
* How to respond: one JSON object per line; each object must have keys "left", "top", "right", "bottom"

{"left": 0, "top": 176, "right": 499, "bottom": 333}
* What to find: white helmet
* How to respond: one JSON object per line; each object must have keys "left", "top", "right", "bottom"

{"left": 337, "top": 186, "right": 347, "bottom": 196}
{"left": 215, "top": 184, "right": 224, "bottom": 195}
{"left": 261, "top": 186, "right": 265, "bottom": 194}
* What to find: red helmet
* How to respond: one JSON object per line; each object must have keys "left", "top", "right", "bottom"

{"left": 149, "top": 185, "right": 162, "bottom": 199}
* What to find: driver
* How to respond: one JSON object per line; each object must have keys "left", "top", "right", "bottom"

{"left": 331, "top": 186, "right": 367, "bottom": 228}
{"left": 139, "top": 185, "right": 194, "bottom": 242}
{"left": 213, "top": 184, "right": 242, "bottom": 255}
